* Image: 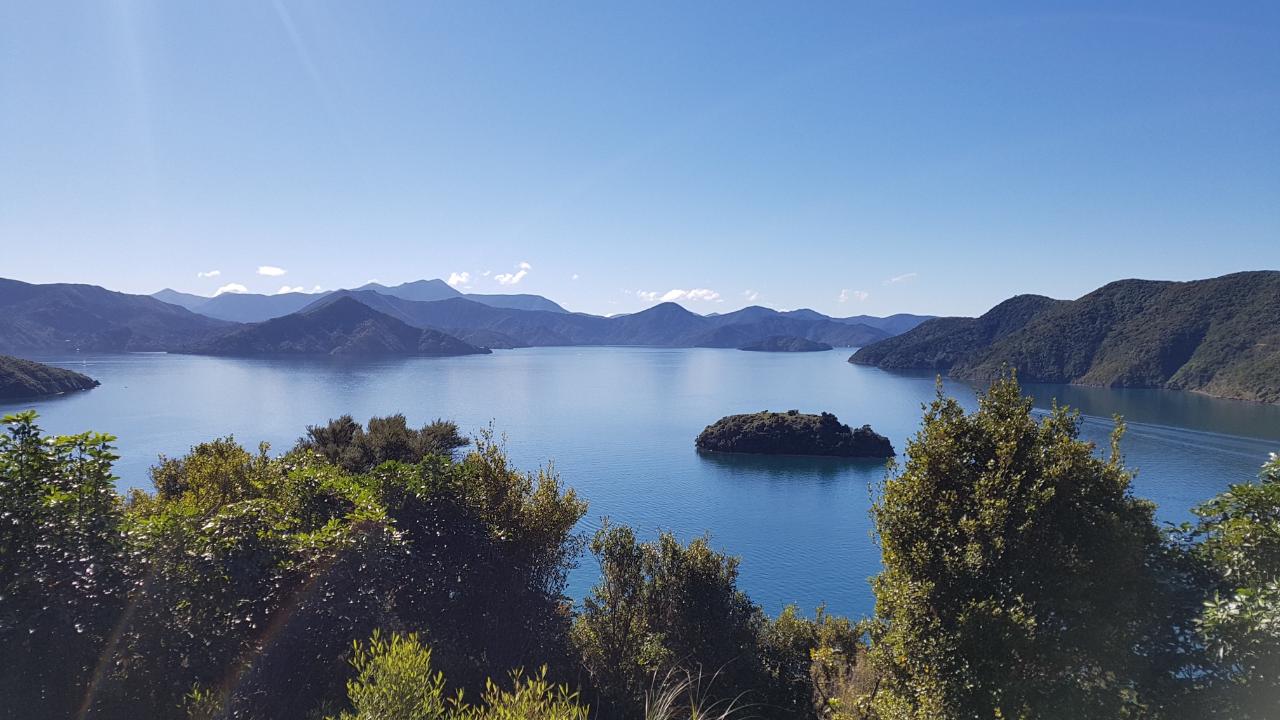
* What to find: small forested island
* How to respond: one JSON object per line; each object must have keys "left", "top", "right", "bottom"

{"left": 738, "top": 335, "right": 833, "bottom": 352}
{"left": 696, "top": 409, "right": 894, "bottom": 457}
{"left": 0, "top": 355, "right": 99, "bottom": 400}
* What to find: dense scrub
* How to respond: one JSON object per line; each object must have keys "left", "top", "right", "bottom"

{"left": 1, "top": 379, "right": 1277, "bottom": 719}
{"left": 696, "top": 410, "right": 894, "bottom": 458}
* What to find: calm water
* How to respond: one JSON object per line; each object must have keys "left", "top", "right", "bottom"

{"left": 5, "top": 348, "right": 1279, "bottom": 618}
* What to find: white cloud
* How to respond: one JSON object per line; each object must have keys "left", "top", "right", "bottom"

{"left": 276, "top": 285, "right": 305, "bottom": 295}
{"left": 494, "top": 261, "right": 531, "bottom": 285}
{"left": 639, "top": 288, "right": 722, "bottom": 303}
{"left": 839, "top": 289, "right": 870, "bottom": 303}
{"left": 311, "top": 285, "right": 323, "bottom": 293}
{"left": 214, "top": 283, "right": 248, "bottom": 296}
{"left": 571, "top": 273, "right": 580, "bottom": 281}
{"left": 257, "top": 265, "right": 287, "bottom": 277}
{"left": 447, "top": 271, "right": 471, "bottom": 287}
{"left": 197, "top": 269, "right": 221, "bottom": 278}
{"left": 481, "top": 270, "right": 491, "bottom": 277}
{"left": 884, "top": 272, "right": 918, "bottom": 285}
{"left": 743, "top": 290, "right": 759, "bottom": 302}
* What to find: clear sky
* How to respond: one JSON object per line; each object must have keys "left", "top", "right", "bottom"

{"left": 2, "top": 2, "right": 1277, "bottom": 317}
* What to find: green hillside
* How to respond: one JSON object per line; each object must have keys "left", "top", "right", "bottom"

{"left": 852, "top": 272, "right": 1280, "bottom": 403}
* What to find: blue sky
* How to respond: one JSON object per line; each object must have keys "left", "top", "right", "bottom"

{"left": 1, "top": 2, "right": 1277, "bottom": 316}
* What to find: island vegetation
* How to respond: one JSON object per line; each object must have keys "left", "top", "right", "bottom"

{"left": 696, "top": 410, "right": 894, "bottom": 458}
{"left": 0, "top": 354, "right": 99, "bottom": 400}
{"left": 738, "top": 336, "right": 833, "bottom": 352}
{"left": 851, "top": 271, "right": 1280, "bottom": 403}
{"left": 1, "top": 377, "right": 1277, "bottom": 719}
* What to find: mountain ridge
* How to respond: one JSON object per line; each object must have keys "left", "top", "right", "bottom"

{"left": 850, "top": 271, "right": 1280, "bottom": 403}
{"left": 180, "top": 296, "right": 490, "bottom": 357}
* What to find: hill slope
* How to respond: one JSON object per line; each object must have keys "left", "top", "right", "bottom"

{"left": 738, "top": 336, "right": 833, "bottom": 352}
{"left": 852, "top": 272, "right": 1280, "bottom": 403}
{"left": 0, "top": 279, "right": 231, "bottom": 352}
{"left": 849, "top": 295, "right": 1065, "bottom": 371}
{"left": 0, "top": 355, "right": 99, "bottom": 400}
{"left": 182, "top": 297, "right": 490, "bottom": 357}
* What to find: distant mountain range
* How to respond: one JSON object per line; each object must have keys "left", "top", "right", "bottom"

{"left": 0, "top": 276, "right": 931, "bottom": 359}
{"left": 0, "top": 278, "right": 230, "bottom": 352}
{"left": 296, "top": 289, "right": 908, "bottom": 349}
{"left": 153, "top": 279, "right": 566, "bottom": 323}
{"left": 851, "top": 271, "right": 1280, "bottom": 403}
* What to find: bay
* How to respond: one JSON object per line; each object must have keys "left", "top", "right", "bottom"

{"left": 5, "top": 347, "right": 1278, "bottom": 617}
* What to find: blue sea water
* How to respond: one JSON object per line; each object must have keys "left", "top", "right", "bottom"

{"left": 5, "top": 347, "right": 1278, "bottom": 618}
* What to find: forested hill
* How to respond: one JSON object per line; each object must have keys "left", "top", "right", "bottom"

{"left": 851, "top": 271, "right": 1280, "bottom": 403}
{"left": 0, "top": 355, "right": 99, "bottom": 399}
{"left": 181, "top": 296, "right": 490, "bottom": 357}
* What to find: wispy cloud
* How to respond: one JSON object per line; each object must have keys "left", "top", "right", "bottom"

{"left": 197, "top": 269, "right": 221, "bottom": 278}
{"left": 258, "top": 265, "right": 287, "bottom": 277}
{"left": 447, "top": 271, "right": 471, "bottom": 288}
{"left": 275, "top": 285, "right": 305, "bottom": 295}
{"left": 743, "top": 289, "right": 759, "bottom": 302}
{"left": 214, "top": 283, "right": 248, "bottom": 296}
{"left": 571, "top": 273, "right": 580, "bottom": 281}
{"left": 884, "top": 272, "right": 918, "bottom": 285}
{"left": 494, "top": 261, "right": 531, "bottom": 285}
{"left": 839, "top": 289, "right": 869, "bottom": 303}
{"left": 639, "top": 288, "right": 722, "bottom": 303}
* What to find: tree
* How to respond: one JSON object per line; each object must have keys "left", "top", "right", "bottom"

{"left": 95, "top": 425, "right": 584, "bottom": 719}
{"left": 331, "top": 631, "right": 590, "bottom": 720}
{"left": 868, "top": 377, "right": 1188, "bottom": 719}
{"left": 1189, "top": 452, "right": 1280, "bottom": 717}
{"left": 572, "top": 521, "right": 831, "bottom": 718}
{"left": 0, "top": 411, "right": 126, "bottom": 719}
{"left": 297, "top": 414, "right": 469, "bottom": 473}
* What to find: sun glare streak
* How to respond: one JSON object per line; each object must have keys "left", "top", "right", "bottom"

{"left": 106, "top": 0, "right": 158, "bottom": 210}
{"left": 269, "top": 0, "right": 373, "bottom": 197}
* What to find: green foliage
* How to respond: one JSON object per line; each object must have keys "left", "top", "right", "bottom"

{"left": 335, "top": 631, "right": 451, "bottom": 720}
{"left": 298, "top": 413, "right": 470, "bottom": 473}
{"left": 1188, "top": 452, "right": 1280, "bottom": 717}
{"left": 572, "top": 521, "right": 843, "bottom": 718}
{"left": 5, "top": 394, "right": 1270, "bottom": 720}
{"left": 0, "top": 412, "right": 584, "bottom": 720}
{"left": 0, "top": 410, "right": 125, "bottom": 717}
{"left": 331, "top": 631, "right": 590, "bottom": 720}
{"left": 868, "top": 377, "right": 1190, "bottom": 720}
